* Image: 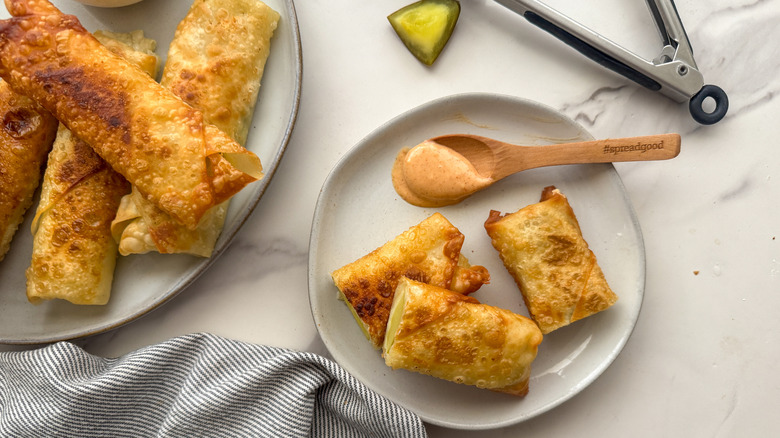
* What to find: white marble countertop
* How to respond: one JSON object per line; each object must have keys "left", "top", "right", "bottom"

{"left": 3, "top": 0, "right": 779, "bottom": 436}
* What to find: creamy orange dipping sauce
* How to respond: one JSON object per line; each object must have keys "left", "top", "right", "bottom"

{"left": 391, "top": 140, "right": 493, "bottom": 207}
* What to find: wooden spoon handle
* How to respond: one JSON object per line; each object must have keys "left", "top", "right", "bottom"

{"left": 495, "top": 133, "right": 681, "bottom": 179}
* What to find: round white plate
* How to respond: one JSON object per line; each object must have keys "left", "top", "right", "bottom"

{"left": 0, "top": 0, "right": 301, "bottom": 344}
{"left": 308, "top": 93, "right": 645, "bottom": 429}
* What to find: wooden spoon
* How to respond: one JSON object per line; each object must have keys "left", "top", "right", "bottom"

{"left": 392, "top": 133, "right": 680, "bottom": 207}
{"left": 430, "top": 133, "right": 680, "bottom": 181}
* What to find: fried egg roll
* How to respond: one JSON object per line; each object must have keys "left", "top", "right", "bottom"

{"left": 331, "top": 213, "right": 490, "bottom": 349}
{"left": 484, "top": 186, "right": 618, "bottom": 334}
{"left": 111, "top": 0, "right": 279, "bottom": 257}
{"left": 26, "top": 31, "right": 159, "bottom": 305}
{"left": 0, "top": 79, "right": 57, "bottom": 261}
{"left": 0, "top": 0, "right": 263, "bottom": 230}
{"left": 383, "top": 278, "right": 543, "bottom": 396}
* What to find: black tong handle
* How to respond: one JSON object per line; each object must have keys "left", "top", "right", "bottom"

{"left": 523, "top": 11, "right": 728, "bottom": 125}
{"left": 524, "top": 11, "right": 662, "bottom": 92}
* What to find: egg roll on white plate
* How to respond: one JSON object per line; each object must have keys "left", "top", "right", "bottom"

{"left": 0, "top": 0, "right": 263, "bottom": 230}
{"left": 484, "top": 186, "right": 618, "bottom": 334}
{"left": 26, "top": 31, "right": 159, "bottom": 305}
{"left": 331, "top": 213, "right": 490, "bottom": 349}
{"left": 383, "top": 277, "right": 543, "bottom": 396}
{"left": 111, "top": 0, "right": 279, "bottom": 257}
{"left": 0, "top": 79, "right": 58, "bottom": 261}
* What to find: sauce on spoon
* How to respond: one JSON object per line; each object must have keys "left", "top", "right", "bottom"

{"left": 392, "top": 133, "right": 681, "bottom": 207}
{"left": 391, "top": 140, "right": 493, "bottom": 207}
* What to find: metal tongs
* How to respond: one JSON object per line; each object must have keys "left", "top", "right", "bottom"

{"left": 495, "top": 0, "right": 728, "bottom": 125}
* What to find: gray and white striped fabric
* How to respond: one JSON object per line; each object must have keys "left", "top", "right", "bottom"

{"left": 0, "top": 333, "right": 428, "bottom": 437}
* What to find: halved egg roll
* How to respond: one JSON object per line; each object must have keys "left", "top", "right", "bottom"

{"left": 26, "top": 31, "right": 159, "bottom": 305}
{"left": 383, "top": 278, "right": 543, "bottom": 396}
{"left": 484, "top": 186, "right": 618, "bottom": 334}
{"left": 0, "top": 80, "right": 58, "bottom": 261}
{"left": 331, "top": 213, "right": 490, "bottom": 349}
{"left": 0, "top": 0, "right": 263, "bottom": 230}
{"left": 111, "top": 0, "right": 279, "bottom": 257}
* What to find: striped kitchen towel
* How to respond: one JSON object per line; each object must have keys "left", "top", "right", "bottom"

{"left": 0, "top": 333, "right": 427, "bottom": 438}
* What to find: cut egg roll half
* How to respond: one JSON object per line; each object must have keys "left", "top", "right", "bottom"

{"left": 331, "top": 213, "right": 490, "bottom": 349}
{"left": 383, "top": 277, "right": 543, "bottom": 396}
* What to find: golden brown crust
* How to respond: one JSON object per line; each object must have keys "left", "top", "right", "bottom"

{"left": 0, "top": 79, "right": 57, "bottom": 261}
{"left": 331, "top": 213, "right": 489, "bottom": 349}
{"left": 484, "top": 186, "right": 618, "bottom": 334}
{"left": 26, "top": 31, "right": 159, "bottom": 305}
{"left": 451, "top": 255, "right": 490, "bottom": 295}
{"left": 112, "top": 186, "right": 228, "bottom": 256}
{"left": 4, "top": 0, "right": 60, "bottom": 16}
{"left": 0, "top": 0, "right": 261, "bottom": 229}
{"left": 26, "top": 128, "right": 130, "bottom": 305}
{"left": 383, "top": 278, "right": 543, "bottom": 395}
{"left": 162, "top": 0, "right": 279, "bottom": 145}
{"left": 112, "top": 0, "right": 277, "bottom": 256}
{"left": 94, "top": 30, "right": 158, "bottom": 80}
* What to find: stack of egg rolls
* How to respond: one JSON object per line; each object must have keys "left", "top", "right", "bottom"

{"left": 0, "top": 0, "right": 264, "bottom": 231}
{"left": 112, "top": 0, "right": 280, "bottom": 257}
{"left": 26, "top": 31, "right": 159, "bottom": 305}
{"left": 0, "top": 0, "right": 280, "bottom": 305}
{"left": 331, "top": 213, "right": 490, "bottom": 349}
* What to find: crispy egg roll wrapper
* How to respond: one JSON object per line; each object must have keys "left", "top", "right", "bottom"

{"left": 0, "top": 79, "right": 57, "bottom": 261}
{"left": 331, "top": 213, "right": 490, "bottom": 349}
{"left": 0, "top": 0, "right": 262, "bottom": 230}
{"left": 383, "top": 278, "right": 543, "bottom": 396}
{"left": 26, "top": 31, "right": 159, "bottom": 305}
{"left": 112, "top": 0, "right": 278, "bottom": 257}
{"left": 484, "top": 186, "right": 618, "bottom": 334}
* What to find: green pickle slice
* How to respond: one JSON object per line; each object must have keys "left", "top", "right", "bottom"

{"left": 388, "top": 0, "right": 461, "bottom": 66}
